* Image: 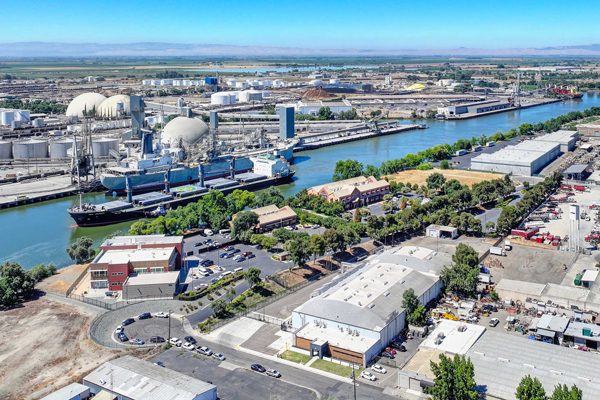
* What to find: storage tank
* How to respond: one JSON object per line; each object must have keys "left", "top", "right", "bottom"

{"left": 32, "top": 118, "right": 44, "bottom": 128}
{"left": 0, "top": 111, "right": 14, "bottom": 126}
{"left": 12, "top": 138, "right": 49, "bottom": 159}
{"left": 329, "top": 78, "right": 340, "bottom": 84}
{"left": 15, "top": 110, "right": 30, "bottom": 122}
{"left": 238, "top": 90, "right": 263, "bottom": 103}
{"left": 92, "top": 137, "right": 119, "bottom": 157}
{"left": 49, "top": 138, "right": 80, "bottom": 159}
{"left": 211, "top": 92, "right": 237, "bottom": 105}
{"left": 0, "top": 140, "right": 12, "bottom": 159}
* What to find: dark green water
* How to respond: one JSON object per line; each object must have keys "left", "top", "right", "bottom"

{"left": 2, "top": 93, "right": 599, "bottom": 269}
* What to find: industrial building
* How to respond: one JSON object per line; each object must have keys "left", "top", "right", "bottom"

{"left": 307, "top": 175, "right": 390, "bottom": 209}
{"left": 122, "top": 270, "right": 182, "bottom": 300}
{"left": 470, "top": 131, "right": 578, "bottom": 176}
{"left": 425, "top": 224, "right": 459, "bottom": 239}
{"left": 280, "top": 100, "right": 352, "bottom": 116}
{"left": 89, "top": 235, "right": 183, "bottom": 291}
{"left": 576, "top": 122, "right": 600, "bottom": 137}
{"left": 291, "top": 246, "right": 447, "bottom": 365}
{"left": 83, "top": 356, "right": 217, "bottom": 400}
{"left": 40, "top": 383, "right": 91, "bottom": 400}
{"left": 436, "top": 99, "right": 512, "bottom": 117}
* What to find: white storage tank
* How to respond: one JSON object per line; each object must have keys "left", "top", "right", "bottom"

{"left": 211, "top": 92, "right": 237, "bottom": 105}
{"left": 50, "top": 138, "right": 79, "bottom": 159}
{"left": 0, "top": 140, "right": 12, "bottom": 159}
{"left": 329, "top": 78, "right": 340, "bottom": 84}
{"left": 0, "top": 111, "right": 15, "bottom": 126}
{"left": 32, "top": 118, "right": 44, "bottom": 128}
{"left": 12, "top": 138, "right": 49, "bottom": 159}
{"left": 15, "top": 110, "right": 31, "bottom": 122}
{"left": 92, "top": 137, "right": 119, "bottom": 157}
{"left": 238, "top": 90, "right": 263, "bottom": 103}
{"left": 309, "top": 79, "right": 323, "bottom": 86}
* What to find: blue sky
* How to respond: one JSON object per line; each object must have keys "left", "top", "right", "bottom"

{"left": 1, "top": 0, "right": 597, "bottom": 49}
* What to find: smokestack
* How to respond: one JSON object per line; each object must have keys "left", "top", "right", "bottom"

{"left": 125, "top": 175, "right": 133, "bottom": 203}
{"left": 199, "top": 164, "right": 204, "bottom": 187}
{"left": 229, "top": 157, "right": 235, "bottom": 179}
{"left": 164, "top": 170, "right": 170, "bottom": 193}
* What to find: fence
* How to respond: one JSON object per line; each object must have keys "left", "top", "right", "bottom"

{"left": 69, "top": 293, "right": 174, "bottom": 311}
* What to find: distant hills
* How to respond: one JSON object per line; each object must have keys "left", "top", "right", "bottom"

{"left": 2, "top": 42, "right": 600, "bottom": 57}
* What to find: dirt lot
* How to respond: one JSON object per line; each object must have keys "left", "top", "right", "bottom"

{"left": 36, "top": 264, "right": 88, "bottom": 295}
{"left": 386, "top": 168, "right": 505, "bottom": 187}
{"left": 0, "top": 298, "right": 124, "bottom": 400}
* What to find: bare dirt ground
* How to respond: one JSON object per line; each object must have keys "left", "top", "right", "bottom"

{"left": 36, "top": 264, "right": 88, "bottom": 295}
{"left": 0, "top": 298, "right": 124, "bottom": 400}
{"left": 386, "top": 168, "right": 504, "bottom": 187}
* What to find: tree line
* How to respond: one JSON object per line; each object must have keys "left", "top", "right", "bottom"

{"left": 0, "top": 99, "right": 67, "bottom": 114}
{"left": 0, "top": 262, "right": 56, "bottom": 310}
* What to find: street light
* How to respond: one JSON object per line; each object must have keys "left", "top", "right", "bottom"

{"left": 168, "top": 309, "right": 172, "bottom": 342}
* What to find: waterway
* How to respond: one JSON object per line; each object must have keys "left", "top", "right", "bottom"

{"left": 2, "top": 93, "right": 599, "bottom": 269}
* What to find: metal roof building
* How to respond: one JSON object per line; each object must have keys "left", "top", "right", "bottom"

{"left": 292, "top": 246, "right": 445, "bottom": 365}
{"left": 83, "top": 356, "right": 217, "bottom": 400}
{"left": 471, "top": 140, "right": 560, "bottom": 176}
{"left": 467, "top": 330, "right": 600, "bottom": 400}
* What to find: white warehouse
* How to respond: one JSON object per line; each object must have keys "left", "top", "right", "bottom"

{"left": 291, "top": 246, "right": 447, "bottom": 366}
{"left": 470, "top": 131, "right": 579, "bottom": 176}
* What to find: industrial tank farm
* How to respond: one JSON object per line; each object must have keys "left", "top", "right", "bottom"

{"left": 96, "top": 94, "right": 131, "bottom": 119}
{"left": 161, "top": 116, "right": 209, "bottom": 147}
{"left": 65, "top": 92, "right": 107, "bottom": 118}
{"left": 49, "top": 138, "right": 80, "bottom": 160}
{"left": 0, "top": 140, "right": 12, "bottom": 159}
{"left": 12, "top": 138, "right": 49, "bottom": 159}
{"left": 91, "top": 137, "right": 119, "bottom": 157}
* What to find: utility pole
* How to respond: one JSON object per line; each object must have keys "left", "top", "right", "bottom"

{"left": 352, "top": 361, "right": 357, "bottom": 400}
{"left": 168, "top": 309, "right": 172, "bottom": 341}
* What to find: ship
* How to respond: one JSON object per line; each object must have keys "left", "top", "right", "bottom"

{"left": 69, "top": 154, "right": 294, "bottom": 227}
{"left": 548, "top": 85, "right": 583, "bottom": 100}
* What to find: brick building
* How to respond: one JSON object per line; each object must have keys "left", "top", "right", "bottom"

{"left": 307, "top": 176, "right": 390, "bottom": 209}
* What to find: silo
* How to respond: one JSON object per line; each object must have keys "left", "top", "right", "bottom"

{"left": 32, "top": 118, "right": 45, "bottom": 128}
{"left": 0, "top": 111, "right": 14, "bottom": 126}
{"left": 15, "top": 110, "right": 30, "bottom": 122}
{"left": 0, "top": 140, "right": 12, "bottom": 159}
{"left": 12, "top": 138, "right": 49, "bottom": 159}
{"left": 92, "top": 137, "right": 119, "bottom": 157}
{"left": 211, "top": 92, "right": 233, "bottom": 105}
{"left": 49, "top": 138, "right": 78, "bottom": 159}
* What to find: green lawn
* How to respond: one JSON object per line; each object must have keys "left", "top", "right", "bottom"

{"left": 280, "top": 350, "right": 311, "bottom": 364}
{"left": 311, "top": 359, "right": 361, "bottom": 377}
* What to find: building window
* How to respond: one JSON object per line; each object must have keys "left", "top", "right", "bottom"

{"left": 151, "top": 267, "right": 164, "bottom": 273}
{"left": 134, "top": 268, "right": 147, "bottom": 274}
{"left": 92, "top": 270, "right": 107, "bottom": 278}
{"left": 111, "top": 272, "right": 124, "bottom": 276}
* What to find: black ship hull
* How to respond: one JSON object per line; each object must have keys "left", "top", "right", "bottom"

{"left": 69, "top": 173, "right": 294, "bottom": 227}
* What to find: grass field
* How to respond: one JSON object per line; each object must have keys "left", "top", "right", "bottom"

{"left": 386, "top": 168, "right": 504, "bottom": 187}
{"left": 311, "top": 359, "right": 362, "bottom": 377}
{"left": 280, "top": 350, "right": 311, "bottom": 364}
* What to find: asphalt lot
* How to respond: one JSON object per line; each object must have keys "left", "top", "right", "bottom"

{"left": 153, "top": 344, "right": 399, "bottom": 400}
{"left": 117, "top": 314, "right": 188, "bottom": 346}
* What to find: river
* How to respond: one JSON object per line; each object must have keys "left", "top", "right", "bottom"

{"left": 2, "top": 93, "right": 599, "bottom": 269}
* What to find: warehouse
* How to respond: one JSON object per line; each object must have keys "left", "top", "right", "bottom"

{"left": 122, "top": 271, "right": 182, "bottom": 300}
{"left": 470, "top": 140, "right": 560, "bottom": 176}
{"left": 291, "top": 246, "right": 446, "bottom": 365}
{"left": 83, "top": 356, "right": 217, "bottom": 400}
{"left": 425, "top": 224, "right": 459, "bottom": 239}
{"left": 536, "top": 130, "right": 578, "bottom": 152}
{"left": 576, "top": 122, "right": 600, "bottom": 137}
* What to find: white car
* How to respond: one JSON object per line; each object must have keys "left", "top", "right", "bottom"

{"left": 204, "top": 229, "right": 214, "bottom": 236}
{"left": 371, "top": 364, "right": 387, "bottom": 374}
{"left": 266, "top": 369, "right": 281, "bottom": 378}
{"left": 169, "top": 337, "right": 182, "bottom": 347}
{"left": 183, "top": 342, "right": 195, "bottom": 351}
{"left": 361, "top": 371, "right": 377, "bottom": 381}
{"left": 154, "top": 312, "right": 169, "bottom": 318}
{"left": 115, "top": 326, "right": 124, "bottom": 334}
{"left": 197, "top": 346, "right": 213, "bottom": 356}
{"left": 194, "top": 284, "right": 208, "bottom": 290}
{"left": 212, "top": 353, "right": 226, "bottom": 361}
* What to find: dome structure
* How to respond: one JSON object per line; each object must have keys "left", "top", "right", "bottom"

{"left": 96, "top": 94, "right": 131, "bottom": 118}
{"left": 66, "top": 93, "right": 106, "bottom": 118}
{"left": 162, "top": 116, "right": 209, "bottom": 147}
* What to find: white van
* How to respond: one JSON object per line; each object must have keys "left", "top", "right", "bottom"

{"left": 233, "top": 267, "right": 243, "bottom": 273}
{"left": 204, "top": 229, "right": 214, "bottom": 236}
{"left": 221, "top": 271, "right": 232, "bottom": 279}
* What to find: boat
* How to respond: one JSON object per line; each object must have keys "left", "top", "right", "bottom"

{"left": 68, "top": 155, "right": 294, "bottom": 227}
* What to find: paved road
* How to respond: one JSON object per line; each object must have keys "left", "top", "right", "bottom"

{"left": 152, "top": 344, "right": 399, "bottom": 400}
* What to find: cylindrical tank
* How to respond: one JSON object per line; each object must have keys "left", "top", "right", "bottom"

{"left": 0, "top": 140, "right": 12, "bottom": 159}
{"left": 12, "top": 138, "right": 49, "bottom": 159}
{"left": 92, "top": 137, "right": 119, "bottom": 157}
{"left": 15, "top": 110, "right": 30, "bottom": 122}
{"left": 0, "top": 111, "right": 14, "bottom": 126}
{"left": 211, "top": 92, "right": 235, "bottom": 105}
{"left": 329, "top": 78, "right": 340, "bottom": 84}
{"left": 32, "top": 118, "right": 44, "bottom": 128}
{"left": 49, "top": 138, "right": 79, "bottom": 159}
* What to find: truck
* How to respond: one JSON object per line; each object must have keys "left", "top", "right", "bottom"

{"left": 504, "top": 240, "right": 512, "bottom": 251}
{"left": 573, "top": 185, "right": 586, "bottom": 192}
{"left": 490, "top": 246, "right": 506, "bottom": 256}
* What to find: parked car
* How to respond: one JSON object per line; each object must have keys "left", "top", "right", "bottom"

{"left": 385, "top": 347, "right": 397, "bottom": 356}
{"left": 194, "top": 284, "right": 208, "bottom": 290}
{"left": 200, "top": 259, "right": 214, "bottom": 267}
{"left": 118, "top": 333, "right": 129, "bottom": 342}
{"left": 251, "top": 364, "right": 266, "bottom": 373}
{"left": 204, "top": 229, "right": 214, "bottom": 236}
{"left": 482, "top": 304, "right": 498, "bottom": 313}
{"left": 115, "top": 326, "right": 124, "bottom": 335}
{"left": 212, "top": 353, "right": 226, "bottom": 361}
{"left": 184, "top": 336, "right": 197, "bottom": 345}
{"left": 194, "top": 242, "right": 203, "bottom": 247}
{"left": 361, "top": 371, "right": 377, "bottom": 381}
{"left": 154, "top": 312, "right": 169, "bottom": 318}
{"left": 233, "top": 255, "right": 245, "bottom": 262}
{"left": 224, "top": 246, "right": 235, "bottom": 252}
{"left": 233, "top": 267, "right": 243, "bottom": 273}
{"left": 131, "top": 338, "right": 145, "bottom": 345}
{"left": 380, "top": 351, "right": 394, "bottom": 359}
{"left": 219, "top": 252, "right": 230, "bottom": 258}
{"left": 169, "top": 337, "right": 182, "bottom": 347}
{"left": 266, "top": 369, "right": 281, "bottom": 378}
{"left": 183, "top": 342, "right": 196, "bottom": 351}
{"left": 224, "top": 252, "right": 235, "bottom": 259}
{"left": 197, "top": 346, "right": 213, "bottom": 356}
{"left": 138, "top": 312, "right": 152, "bottom": 320}
{"left": 210, "top": 277, "right": 219, "bottom": 284}
{"left": 489, "top": 318, "right": 500, "bottom": 327}
{"left": 371, "top": 364, "right": 387, "bottom": 374}
{"left": 154, "top": 361, "right": 165, "bottom": 367}
{"left": 150, "top": 336, "right": 165, "bottom": 343}
{"left": 390, "top": 342, "right": 406, "bottom": 352}
{"left": 121, "top": 318, "right": 135, "bottom": 326}
{"left": 242, "top": 251, "right": 254, "bottom": 258}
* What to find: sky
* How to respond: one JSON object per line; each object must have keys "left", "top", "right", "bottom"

{"left": 1, "top": 0, "right": 598, "bottom": 50}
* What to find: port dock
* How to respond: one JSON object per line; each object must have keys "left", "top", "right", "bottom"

{"left": 294, "top": 122, "right": 423, "bottom": 151}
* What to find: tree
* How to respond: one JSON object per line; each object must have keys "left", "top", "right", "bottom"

{"left": 402, "top": 288, "right": 420, "bottom": 313}
{"left": 442, "top": 244, "right": 481, "bottom": 296}
{"left": 245, "top": 267, "right": 262, "bottom": 288}
{"left": 308, "top": 234, "right": 327, "bottom": 261}
{"left": 516, "top": 375, "right": 546, "bottom": 400}
{"left": 452, "top": 243, "right": 479, "bottom": 269}
{"left": 333, "top": 160, "right": 364, "bottom": 181}
{"left": 250, "top": 234, "right": 278, "bottom": 251}
{"left": 408, "top": 305, "right": 428, "bottom": 326}
{"left": 66, "top": 237, "right": 96, "bottom": 264}
{"left": 285, "top": 236, "right": 311, "bottom": 267}
{"left": 550, "top": 384, "right": 582, "bottom": 400}
{"left": 0, "top": 262, "right": 36, "bottom": 309}
{"left": 429, "top": 354, "right": 478, "bottom": 400}
{"left": 231, "top": 211, "right": 259, "bottom": 242}
{"left": 439, "top": 159, "right": 450, "bottom": 169}
{"left": 426, "top": 172, "right": 447, "bottom": 191}
{"left": 211, "top": 299, "right": 229, "bottom": 318}
{"left": 28, "top": 264, "right": 57, "bottom": 283}
{"left": 317, "top": 106, "right": 333, "bottom": 120}
{"left": 254, "top": 187, "right": 285, "bottom": 207}
{"left": 226, "top": 189, "right": 255, "bottom": 214}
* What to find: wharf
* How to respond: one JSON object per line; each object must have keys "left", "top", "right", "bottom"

{"left": 294, "top": 123, "right": 422, "bottom": 151}
{"left": 0, "top": 175, "right": 101, "bottom": 209}
{"left": 445, "top": 98, "right": 561, "bottom": 120}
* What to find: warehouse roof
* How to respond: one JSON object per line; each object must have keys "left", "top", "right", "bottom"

{"left": 563, "top": 164, "right": 589, "bottom": 174}
{"left": 536, "top": 314, "right": 569, "bottom": 333}
{"left": 294, "top": 247, "right": 442, "bottom": 331}
{"left": 420, "top": 320, "right": 485, "bottom": 355}
{"left": 84, "top": 356, "right": 215, "bottom": 400}
{"left": 467, "top": 330, "right": 600, "bottom": 400}
{"left": 41, "top": 383, "right": 89, "bottom": 400}
{"left": 472, "top": 140, "right": 559, "bottom": 166}
{"left": 296, "top": 322, "right": 379, "bottom": 354}
{"left": 495, "top": 279, "right": 546, "bottom": 296}
{"left": 564, "top": 321, "right": 600, "bottom": 342}
{"left": 102, "top": 234, "right": 183, "bottom": 247}
{"left": 125, "top": 271, "right": 180, "bottom": 286}
{"left": 96, "top": 248, "right": 175, "bottom": 265}
{"left": 536, "top": 130, "right": 577, "bottom": 144}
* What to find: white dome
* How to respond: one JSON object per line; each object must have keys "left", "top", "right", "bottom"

{"left": 66, "top": 92, "right": 106, "bottom": 117}
{"left": 162, "top": 116, "right": 209, "bottom": 147}
{"left": 96, "top": 94, "right": 131, "bottom": 118}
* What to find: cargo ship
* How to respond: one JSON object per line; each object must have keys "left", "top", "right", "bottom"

{"left": 69, "top": 154, "right": 294, "bottom": 227}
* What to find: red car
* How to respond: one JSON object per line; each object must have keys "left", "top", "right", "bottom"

{"left": 385, "top": 347, "right": 397, "bottom": 356}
